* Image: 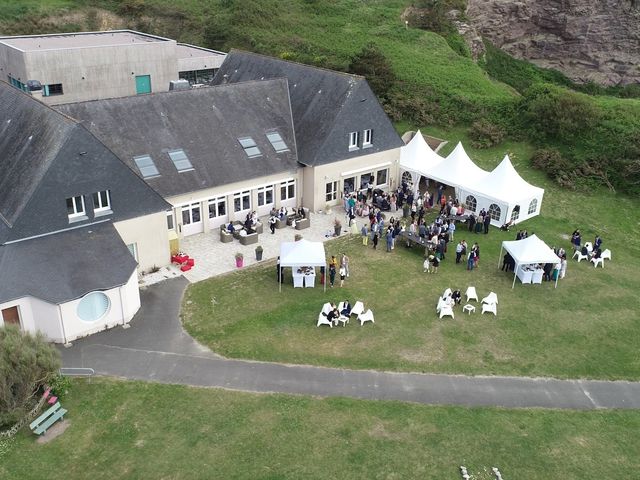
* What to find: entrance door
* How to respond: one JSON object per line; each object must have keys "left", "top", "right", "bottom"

{"left": 135, "top": 75, "right": 152, "bottom": 95}
{"left": 1, "top": 306, "right": 20, "bottom": 328}
{"left": 181, "top": 202, "right": 203, "bottom": 236}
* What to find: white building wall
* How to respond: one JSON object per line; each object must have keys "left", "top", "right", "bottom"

{"left": 0, "top": 297, "right": 63, "bottom": 343}
{"left": 167, "top": 171, "right": 302, "bottom": 237}
{"left": 304, "top": 148, "right": 401, "bottom": 212}
{"left": 114, "top": 211, "right": 170, "bottom": 272}
{"left": 58, "top": 271, "right": 140, "bottom": 343}
{"left": 21, "top": 40, "right": 178, "bottom": 105}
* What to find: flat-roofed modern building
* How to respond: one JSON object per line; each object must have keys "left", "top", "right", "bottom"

{"left": 0, "top": 30, "right": 226, "bottom": 105}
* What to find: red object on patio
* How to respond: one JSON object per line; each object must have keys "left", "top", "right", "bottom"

{"left": 180, "top": 265, "right": 192, "bottom": 272}
{"left": 172, "top": 254, "right": 189, "bottom": 264}
{"left": 186, "top": 258, "right": 195, "bottom": 267}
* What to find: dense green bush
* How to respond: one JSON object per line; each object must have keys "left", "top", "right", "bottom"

{"left": 348, "top": 43, "right": 397, "bottom": 99}
{"left": 468, "top": 118, "right": 505, "bottom": 148}
{"left": 0, "top": 327, "right": 60, "bottom": 428}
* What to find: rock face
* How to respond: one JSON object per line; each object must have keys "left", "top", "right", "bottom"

{"left": 466, "top": 0, "right": 640, "bottom": 86}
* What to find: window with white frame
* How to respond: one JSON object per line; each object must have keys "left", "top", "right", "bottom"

{"left": 325, "top": 181, "right": 338, "bottom": 202}
{"left": 66, "top": 195, "right": 85, "bottom": 219}
{"left": 208, "top": 196, "right": 227, "bottom": 218}
{"left": 257, "top": 185, "right": 274, "bottom": 207}
{"left": 360, "top": 172, "right": 374, "bottom": 190}
{"left": 510, "top": 207, "right": 520, "bottom": 222}
{"left": 266, "top": 131, "right": 289, "bottom": 153}
{"left": 280, "top": 180, "right": 295, "bottom": 201}
{"left": 488, "top": 203, "right": 501, "bottom": 222}
{"left": 238, "top": 137, "right": 262, "bottom": 158}
{"left": 465, "top": 195, "right": 477, "bottom": 212}
{"left": 376, "top": 168, "right": 388, "bottom": 186}
{"left": 233, "top": 191, "right": 251, "bottom": 212}
{"left": 181, "top": 203, "right": 201, "bottom": 225}
{"left": 528, "top": 198, "right": 538, "bottom": 215}
{"left": 92, "top": 190, "right": 111, "bottom": 214}
{"left": 348, "top": 131, "right": 359, "bottom": 150}
{"left": 166, "top": 211, "right": 175, "bottom": 230}
{"left": 363, "top": 129, "right": 373, "bottom": 147}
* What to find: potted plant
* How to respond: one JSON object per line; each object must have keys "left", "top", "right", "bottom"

{"left": 235, "top": 252, "right": 244, "bottom": 268}
{"left": 255, "top": 245, "right": 263, "bottom": 261}
{"left": 334, "top": 217, "right": 342, "bottom": 236}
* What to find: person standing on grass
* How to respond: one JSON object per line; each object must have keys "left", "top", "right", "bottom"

{"left": 560, "top": 254, "right": 567, "bottom": 279}
{"left": 386, "top": 227, "right": 393, "bottom": 252}
{"left": 431, "top": 255, "right": 440, "bottom": 273}
{"left": 372, "top": 231, "right": 379, "bottom": 249}
{"left": 340, "top": 253, "right": 350, "bottom": 277}
{"left": 483, "top": 213, "right": 491, "bottom": 234}
{"left": 329, "top": 263, "right": 337, "bottom": 288}
{"left": 467, "top": 248, "right": 475, "bottom": 271}
{"left": 455, "top": 240, "right": 464, "bottom": 264}
{"left": 361, "top": 223, "right": 369, "bottom": 246}
{"left": 473, "top": 243, "right": 480, "bottom": 268}
{"left": 339, "top": 265, "right": 347, "bottom": 287}
{"left": 423, "top": 255, "right": 430, "bottom": 273}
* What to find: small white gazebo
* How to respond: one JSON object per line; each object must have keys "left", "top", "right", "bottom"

{"left": 279, "top": 239, "right": 327, "bottom": 292}
{"left": 500, "top": 235, "right": 561, "bottom": 289}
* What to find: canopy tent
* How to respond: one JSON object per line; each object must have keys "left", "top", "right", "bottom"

{"left": 425, "top": 142, "right": 489, "bottom": 198}
{"left": 460, "top": 155, "right": 544, "bottom": 226}
{"left": 399, "top": 130, "right": 444, "bottom": 193}
{"left": 279, "top": 239, "right": 327, "bottom": 292}
{"left": 500, "top": 234, "right": 561, "bottom": 288}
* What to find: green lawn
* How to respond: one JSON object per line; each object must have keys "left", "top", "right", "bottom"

{"left": 3, "top": 378, "right": 640, "bottom": 480}
{"left": 183, "top": 135, "right": 640, "bottom": 381}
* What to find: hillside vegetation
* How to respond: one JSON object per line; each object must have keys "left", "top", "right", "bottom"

{"left": 1, "top": 0, "right": 638, "bottom": 193}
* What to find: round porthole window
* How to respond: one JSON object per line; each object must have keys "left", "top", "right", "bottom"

{"left": 77, "top": 292, "right": 110, "bottom": 322}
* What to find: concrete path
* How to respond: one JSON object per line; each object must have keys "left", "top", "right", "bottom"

{"left": 60, "top": 277, "right": 640, "bottom": 410}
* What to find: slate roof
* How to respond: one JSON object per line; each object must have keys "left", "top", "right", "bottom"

{"left": 57, "top": 79, "right": 299, "bottom": 198}
{"left": 0, "top": 82, "right": 76, "bottom": 230}
{"left": 213, "top": 50, "right": 403, "bottom": 167}
{"left": 0, "top": 223, "right": 137, "bottom": 304}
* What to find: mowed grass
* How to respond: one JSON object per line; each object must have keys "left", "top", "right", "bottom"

{"left": 183, "top": 136, "right": 640, "bottom": 380}
{"left": 3, "top": 378, "right": 640, "bottom": 480}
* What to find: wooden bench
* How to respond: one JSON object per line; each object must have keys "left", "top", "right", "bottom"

{"left": 29, "top": 401, "right": 67, "bottom": 435}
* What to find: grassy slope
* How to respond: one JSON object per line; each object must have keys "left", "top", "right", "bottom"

{"left": 3, "top": 378, "right": 640, "bottom": 480}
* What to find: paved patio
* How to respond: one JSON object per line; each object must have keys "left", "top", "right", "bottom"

{"left": 178, "top": 209, "right": 360, "bottom": 283}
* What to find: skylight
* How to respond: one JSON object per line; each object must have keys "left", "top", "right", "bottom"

{"left": 168, "top": 149, "right": 194, "bottom": 172}
{"left": 266, "top": 131, "right": 289, "bottom": 153}
{"left": 238, "top": 137, "right": 262, "bottom": 158}
{"left": 133, "top": 155, "right": 160, "bottom": 178}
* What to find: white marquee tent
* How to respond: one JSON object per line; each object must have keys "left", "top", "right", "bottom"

{"left": 399, "top": 130, "right": 444, "bottom": 192}
{"left": 500, "top": 235, "right": 561, "bottom": 289}
{"left": 426, "top": 142, "right": 489, "bottom": 198}
{"left": 461, "top": 155, "right": 544, "bottom": 226}
{"left": 279, "top": 239, "right": 327, "bottom": 292}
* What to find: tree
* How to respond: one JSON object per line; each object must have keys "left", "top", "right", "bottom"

{"left": 348, "top": 43, "right": 396, "bottom": 99}
{"left": 0, "top": 327, "right": 60, "bottom": 428}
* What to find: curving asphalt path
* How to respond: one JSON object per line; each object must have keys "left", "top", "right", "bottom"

{"left": 59, "top": 277, "right": 640, "bottom": 410}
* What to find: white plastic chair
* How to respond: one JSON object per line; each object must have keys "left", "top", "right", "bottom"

{"left": 481, "top": 303, "right": 497, "bottom": 315}
{"left": 436, "top": 296, "right": 449, "bottom": 313}
{"left": 358, "top": 309, "right": 375, "bottom": 326}
{"left": 481, "top": 292, "right": 498, "bottom": 305}
{"left": 316, "top": 302, "right": 333, "bottom": 328}
{"left": 465, "top": 286, "right": 478, "bottom": 302}
{"left": 351, "top": 301, "right": 365, "bottom": 317}
{"left": 591, "top": 256, "right": 604, "bottom": 268}
{"left": 584, "top": 242, "right": 593, "bottom": 254}
{"left": 575, "top": 251, "right": 589, "bottom": 262}
{"left": 442, "top": 288, "right": 452, "bottom": 300}
{"left": 439, "top": 304, "right": 454, "bottom": 319}
{"left": 601, "top": 249, "right": 611, "bottom": 261}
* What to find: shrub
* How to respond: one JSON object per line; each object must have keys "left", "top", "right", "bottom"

{"left": 468, "top": 119, "right": 505, "bottom": 149}
{"left": 0, "top": 327, "right": 60, "bottom": 428}
{"left": 348, "top": 43, "right": 396, "bottom": 99}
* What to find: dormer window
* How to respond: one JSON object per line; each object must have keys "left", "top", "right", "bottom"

{"left": 266, "top": 131, "right": 289, "bottom": 153}
{"left": 93, "top": 190, "right": 112, "bottom": 216}
{"left": 363, "top": 129, "right": 373, "bottom": 147}
{"left": 66, "top": 195, "right": 86, "bottom": 222}
{"left": 238, "top": 137, "right": 262, "bottom": 158}
{"left": 348, "top": 131, "right": 359, "bottom": 151}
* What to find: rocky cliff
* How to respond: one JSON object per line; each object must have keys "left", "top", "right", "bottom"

{"left": 466, "top": 0, "right": 640, "bottom": 86}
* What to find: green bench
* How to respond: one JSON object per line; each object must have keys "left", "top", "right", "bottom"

{"left": 29, "top": 401, "right": 67, "bottom": 435}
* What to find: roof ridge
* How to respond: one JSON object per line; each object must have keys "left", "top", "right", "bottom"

{"left": 228, "top": 49, "right": 366, "bottom": 81}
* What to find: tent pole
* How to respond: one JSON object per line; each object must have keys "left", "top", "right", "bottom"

{"left": 279, "top": 264, "right": 282, "bottom": 293}
{"left": 554, "top": 267, "right": 559, "bottom": 289}
{"left": 512, "top": 263, "right": 518, "bottom": 289}
{"left": 498, "top": 245, "right": 503, "bottom": 268}
{"left": 324, "top": 262, "right": 326, "bottom": 293}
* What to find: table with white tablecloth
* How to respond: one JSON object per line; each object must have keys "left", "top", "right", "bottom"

{"left": 293, "top": 267, "right": 316, "bottom": 288}
{"left": 516, "top": 264, "right": 543, "bottom": 284}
